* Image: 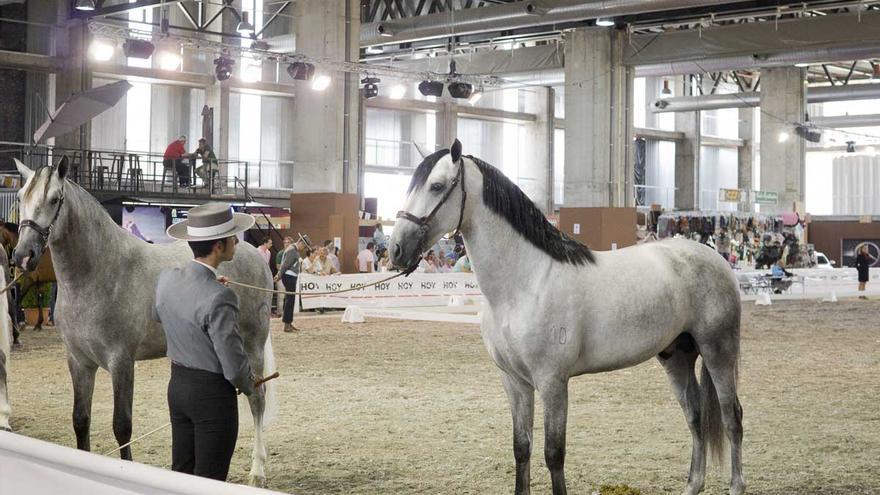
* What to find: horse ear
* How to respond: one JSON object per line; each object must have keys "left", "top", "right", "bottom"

{"left": 56, "top": 155, "right": 69, "bottom": 179}
{"left": 14, "top": 158, "right": 34, "bottom": 181}
{"left": 450, "top": 138, "right": 462, "bottom": 163}
{"left": 412, "top": 142, "right": 428, "bottom": 159}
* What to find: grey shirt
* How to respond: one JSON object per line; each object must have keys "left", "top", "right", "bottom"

{"left": 278, "top": 246, "right": 300, "bottom": 276}
{"left": 153, "top": 261, "right": 254, "bottom": 395}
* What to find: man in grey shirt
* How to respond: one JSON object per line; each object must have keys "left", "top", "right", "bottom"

{"left": 153, "top": 203, "right": 258, "bottom": 481}
{"left": 274, "top": 235, "right": 306, "bottom": 333}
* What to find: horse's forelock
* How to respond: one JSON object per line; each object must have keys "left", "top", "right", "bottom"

{"left": 407, "top": 149, "right": 450, "bottom": 194}
{"left": 22, "top": 167, "right": 59, "bottom": 205}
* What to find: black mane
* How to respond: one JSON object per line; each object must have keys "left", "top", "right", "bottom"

{"left": 468, "top": 155, "right": 595, "bottom": 266}
{"left": 407, "top": 149, "right": 450, "bottom": 194}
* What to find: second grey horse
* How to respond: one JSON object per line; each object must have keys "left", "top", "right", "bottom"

{"left": 12, "top": 157, "right": 276, "bottom": 485}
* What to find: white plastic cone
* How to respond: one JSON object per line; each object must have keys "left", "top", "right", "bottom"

{"left": 821, "top": 291, "right": 838, "bottom": 303}
{"left": 755, "top": 293, "right": 772, "bottom": 306}
{"left": 342, "top": 305, "right": 365, "bottom": 323}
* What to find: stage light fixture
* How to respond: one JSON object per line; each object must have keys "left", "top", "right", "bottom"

{"left": 237, "top": 11, "right": 255, "bottom": 36}
{"left": 75, "top": 0, "right": 96, "bottom": 11}
{"left": 214, "top": 56, "right": 235, "bottom": 81}
{"left": 418, "top": 80, "right": 444, "bottom": 97}
{"left": 846, "top": 141, "right": 856, "bottom": 153}
{"left": 90, "top": 39, "right": 115, "bottom": 62}
{"left": 123, "top": 39, "right": 155, "bottom": 59}
{"left": 596, "top": 17, "right": 615, "bottom": 27}
{"left": 362, "top": 77, "right": 379, "bottom": 99}
{"left": 794, "top": 124, "right": 821, "bottom": 143}
{"left": 365, "top": 46, "right": 384, "bottom": 55}
{"left": 447, "top": 81, "right": 473, "bottom": 99}
{"left": 158, "top": 47, "right": 182, "bottom": 71}
{"left": 389, "top": 84, "right": 406, "bottom": 99}
{"left": 312, "top": 74, "right": 331, "bottom": 91}
{"left": 660, "top": 79, "right": 672, "bottom": 98}
{"left": 286, "top": 62, "right": 315, "bottom": 81}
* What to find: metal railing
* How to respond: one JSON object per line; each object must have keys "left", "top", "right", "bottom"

{"left": 0, "top": 142, "right": 248, "bottom": 200}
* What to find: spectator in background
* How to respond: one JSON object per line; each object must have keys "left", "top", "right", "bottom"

{"left": 377, "top": 248, "right": 393, "bottom": 272}
{"left": 273, "top": 236, "right": 304, "bottom": 333}
{"left": 357, "top": 242, "right": 376, "bottom": 273}
{"left": 453, "top": 248, "right": 471, "bottom": 273}
{"left": 855, "top": 244, "right": 876, "bottom": 300}
{"left": 322, "top": 240, "right": 341, "bottom": 273}
{"left": 163, "top": 136, "right": 195, "bottom": 187}
{"left": 436, "top": 253, "right": 450, "bottom": 273}
{"left": 372, "top": 223, "right": 387, "bottom": 252}
{"left": 194, "top": 138, "right": 219, "bottom": 189}
{"left": 301, "top": 248, "right": 317, "bottom": 274}
{"left": 314, "top": 247, "right": 339, "bottom": 276}
{"left": 418, "top": 250, "right": 438, "bottom": 273}
{"left": 257, "top": 238, "right": 272, "bottom": 266}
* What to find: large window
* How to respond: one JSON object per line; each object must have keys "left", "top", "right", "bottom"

{"left": 553, "top": 128, "right": 564, "bottom": 206}
{"left": 699, "top": 146, "right": 738, "bottom": 211}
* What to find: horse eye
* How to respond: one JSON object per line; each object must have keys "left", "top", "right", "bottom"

{"left": 50, "top": 197, "right": 59, "bottom": 205}
{"left": 430, "top": 182, "right": 444, "bottom": 192}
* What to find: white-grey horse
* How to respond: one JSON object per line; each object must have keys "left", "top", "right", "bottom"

{"left": 390, "top": 141, "right": 745, "bottom": 495}
{"left": 0, "top": 252, "right": 11, "bottom": 432}
{"left": 12, "top": 157, "right": 277, "bottom": 486}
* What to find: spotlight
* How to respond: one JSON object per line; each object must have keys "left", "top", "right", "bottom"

{"left": 242, "top": 62, "right": 262, "bottom": 82}
{"left": 447, "top": 81, "right": 473, "bottom": 99}
{"left": 362, "top": 77, "right": 379, "bottom": 99}
{"left": 389, "top": 84, "right": 406, "bottom": 99}
{"left": 660, "top": 79, "right": 672, "bottom": 98}
{"left": 286, "top": 62, "right": 315, "bottom": 81}
{"left": 158, "top": 47, "right": 182, "bottom": 71}
{"left": 846, "top": 141, "right": 856, "bottom": 153}
{"left": 75, "top": 0, "right": 96, "bottom": 11}
{"left": 236, "top": 11, "right": 255, "bottom": 36}
{"left": 794, "top": 62, "right": 810, "bottom": 68}
{"left": 468, "top": 87, "right": 483, "bottom": 105}
{"left": 123, "top": 39, "right": 154, "bottom": 59}
{"left": 214, "top": 56, "right": 235, "bottom": 81}
{"left": 90, "top": 39, "right": 115, "bottom": 62}
{"left": 364, "top": 46, "right": 384, "bottom": 55}
{"left": 794, "top": 124, "right": 822, "bottom": 143}
{"left": 376, "top": 24, "right": 393, "bottom": 37}
{"left": 596, "top": 17, "right": 615, "bottom": 27}
{"left": 777, "top": 131, "right": 790, "bottom": 143}
{"left": 418, "top": 80, "right": 444, "bottom": 97}
{"left": 312, "top": 74, "right": 331, "bottom": 91}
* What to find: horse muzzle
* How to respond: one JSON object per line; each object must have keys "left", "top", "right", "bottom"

{"left": 12, "top": 246, "right": 40, "bottom": 272}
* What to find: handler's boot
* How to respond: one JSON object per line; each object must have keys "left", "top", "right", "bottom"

{"left": 283, "top": 323, "right": 294, "bottom": 333}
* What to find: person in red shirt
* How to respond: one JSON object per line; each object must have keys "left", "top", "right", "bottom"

{"left": 163, "top": 136, "right": 195, "bottom": 187}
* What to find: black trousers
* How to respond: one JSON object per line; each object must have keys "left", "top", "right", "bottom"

{"left": 281, "top": 274, "right": 297, "bottom": 324}
{"left": 163, "top": 158, "right": 193, "bottom": 186}
{"left": 168, "top": 363, "right": 239, "bottom": 481}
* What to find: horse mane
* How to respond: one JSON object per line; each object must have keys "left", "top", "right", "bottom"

{"left": 407, "top": 149, "right": 450, "bottom": 194}
{"left": 468, "top": 155, "right": 596, "bottom": 266}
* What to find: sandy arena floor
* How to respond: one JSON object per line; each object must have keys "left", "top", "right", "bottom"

{"left": 6, "top": 299, "right": 880, "bottom": 494}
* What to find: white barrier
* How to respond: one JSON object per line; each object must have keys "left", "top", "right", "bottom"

{"left": 736, "top": 267, "right": 880, "bottom": 296}
{"left": 0, "top": 431, "right": 284, "bottom": 495}
{"left": 298, "top": 272, "right": 481, "bottom": 309}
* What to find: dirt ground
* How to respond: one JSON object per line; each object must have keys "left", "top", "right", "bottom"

{"left": 7, "top": 299, "right": 880, "bottom": 494}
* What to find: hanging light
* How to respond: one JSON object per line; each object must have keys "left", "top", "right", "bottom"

{"left": 595, "top": 17, "right": 615, "bottom": 27}
{"left": 846, "top": 141, "right": 856, "bottom": 153}
{"left": 123, "top": 39, "right": 154, "bottom": 59}
{"left": 214, "top": 56, "right": 235, "bottom": 81}
{"left": 777, "top": 131, "right": 790, "bottom": 143}
{"left": 286, "top": 62, "right": 315, "bottom": 81}
{"left": 362, "top": 77, "right": 379, "bottom": 99}
{"left": 418, "top": 80, "right": 444, "bottom": 97}
{"left": 75, "top": 0, "right": 96, "bottom": 11}
{"left": 364, "top": 46, "right": 384, "bottom": 55}
{"left": 447, "top": 81, "right": 473, "bottom": 99}
{"left": 389, "top": 84, "right": 406, "bottom": 99}
{"left": 311, "top": 74, "right": 331, "bottom": 91}
{"left": 237, "top": 11, "right": 255, "bottom": 36}
{"left": 660, "top": 79, "right": 672, "bottom": 98}
{"left": 89, "top": 39, "right": 115, "bottom": 62}
{"left": 158, "top": 43, "right": 182, "bottom": 71}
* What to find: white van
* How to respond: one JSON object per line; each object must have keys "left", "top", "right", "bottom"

{"left": 815, "top": 251, "right": 835, "bottom": 269}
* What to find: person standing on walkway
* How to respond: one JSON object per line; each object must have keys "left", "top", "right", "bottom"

{"left": 855, "top": 244, "right": 876, "bottom": 300}
{"left": 152, "top": 203, "right": 261, "bottom": 481}
{"left": 274, "top": 235, "right": 305, "bottom": 332}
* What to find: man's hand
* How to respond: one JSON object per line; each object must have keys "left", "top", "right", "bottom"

{"left": 273, "top": 274, "right": 280, "bottom": 282}
{"left": 217, "top": 275, "right": 230, "bottom": 286}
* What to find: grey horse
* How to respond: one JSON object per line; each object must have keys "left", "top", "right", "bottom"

{"left": 390, "top": 141, "right": 745, "bottom": 495}
{"left": 12, "top": 157, "right": 276, "bottom": 485}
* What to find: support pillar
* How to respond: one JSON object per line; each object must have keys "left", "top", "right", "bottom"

{"left": 521, "top": 86, "right": 553, "bottom": 213}
{"left": 674, "top": 78, "right": 700, "bottom": 210}
{"left": 53, "top": 12, "right": 90, "bottom": 151}
{"left": 437, "top": 101, "right": 458, "bottom": 150}
{"left": 759, "top": 67, "right": 806, "bottom": 212}
{"left": 737, "top": 107, "right": 755, "bottom": 212}
{"left": 290, "top": 0, "right": 359, "bottom": 193}
{"left": 563, "top": 28, "right": 630, "bottom": 207}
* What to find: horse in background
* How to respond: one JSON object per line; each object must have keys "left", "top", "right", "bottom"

{"left": 12, "top": 157, "right": 277, "bottom": 486}
{"left": 390, "top": 140, "right": 745, "bottom": 495}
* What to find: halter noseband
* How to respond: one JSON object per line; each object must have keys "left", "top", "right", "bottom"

{"left": 20, "top": 183, "right": 65, "bottom": 245}
{"left": 396, "top": 157, "right": 467, "bottom": 240}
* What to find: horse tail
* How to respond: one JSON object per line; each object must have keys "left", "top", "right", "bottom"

{"left": 261, "top": 333, "right": 277, "bottom": 427}
{"left": 0, "top": 268, "right": 11, "bottom": 429}
{"left": 700, "top": 361, "right": 726, "bottom": 466}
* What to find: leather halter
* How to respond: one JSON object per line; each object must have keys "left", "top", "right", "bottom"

{"left": 20, "top": 178, "right": 65, "bottom": 245}
{"left": 396, "top": 157, "right": 467, "bottom": 239}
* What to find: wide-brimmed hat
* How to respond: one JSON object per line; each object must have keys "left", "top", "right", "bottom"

{"left": 167, "top": 203, "right": 255, "bottom": 241}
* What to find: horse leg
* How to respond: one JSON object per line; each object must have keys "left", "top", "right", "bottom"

{"left": 701, "top": 346, "right": 745, "bottom": 495}
{"left": 67, "top": 355, "right": 97, "bottom": 451}
{"left": 658, "top": 344, "right": 705, "bottom": 495}
{"left": 109, "top": 359, "right": 135, "bottom": 460}
{"left": 539, "top": 378, "right": 569, "bottom": 495}
{"left": 0, "top": 349, "right": 10, "bottom": 431}
{"left": 500, "top": 372, "right": 535, "bottom": 495}
{"left": 246, "top": 339, "right": 269, "bottom": 487}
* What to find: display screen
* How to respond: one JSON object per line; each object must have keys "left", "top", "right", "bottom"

{"left": 122, "top": 206, "right": 172, "bottom": 244}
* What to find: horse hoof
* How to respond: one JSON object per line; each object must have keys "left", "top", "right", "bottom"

{"left": 249, "top": 475, "right": 267, "bottom": 488}
{"left": 11, "top": 341, "right": 22, "bottom": 350}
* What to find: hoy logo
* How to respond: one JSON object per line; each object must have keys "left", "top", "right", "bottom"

{"left": 398, "top": 281, "right": 413, "bottom": 290}
{"left": 421, "top": 282, "right": 436, "bottom": 290}
{"left": 302, "top": 282, "right": 319, "bottom": 291}
{"left": 443, "top": 281, "right": 457, "bottom": 289}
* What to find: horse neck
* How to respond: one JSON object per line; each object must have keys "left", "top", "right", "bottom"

{"left": 460, "top": 201, "right": 547, "bottom": 305}
{"left": 48, "top": 184, "right": 134, "bottom": 282}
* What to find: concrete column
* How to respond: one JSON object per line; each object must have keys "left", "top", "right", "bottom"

{"left": 437, "top": 101, "right": 458, "bottom": 150}
{"left": 290, "top": 0, "right": 360, "bottom": 194}
{"left": 53, "top": 13, "right": 91, "bottom": 151}
{"left": 674, "top": 77, "right": 700, "bottom": 210}
{"left": 737, "top": 106, "right": 755, "bottom": 212}
{"left": 520, "top": 86, "right": 553, "bottom": 213}
{"left": 563, "top": 28, "right": 629, "bottom": 207}
{"left": 759, "top": 67, "right": 806, "bottom": 212}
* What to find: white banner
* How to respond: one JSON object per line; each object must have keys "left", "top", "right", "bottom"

{"left": 297, "top": 272, "right": 481, "bottom": 309}
{"left": 735, "top": 267, "right": 880, "bottom": 295}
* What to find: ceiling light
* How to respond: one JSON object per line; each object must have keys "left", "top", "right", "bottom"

{"left": 377, "top": 25, "right": 393, "bottom": 37}
{"left": 89, "top": 39, "right": 114, "bottom": 62}
{"left": 777, "top": 131, "right": 790, "bottom": 143}
{"left": 596, "top": 17, "right": 615, "bottom": 27}
{"left": 123, "top": 39, "right": 154, "bottom": 59}
{"left": 312, "top": 74, "right": 331, "bottom": 91}
{"left": 660, "top": 79, "right": 672, "bottom": 98}
{"left": 236, "top": 11, "right": 255, "bottom": 36}
{"left": 468, "top": 87, "right": 483, "bottom": 105}
{"left": 418, "top": 80, "right": 444, "bottom": 97}
{"left": 794, "top": 124, "right": 821, "bottom": 143}
{"left": 286, "top": 62, "right": 315, "bottom": 81}
{"left": 846, "top": 141, "right": 856, "bottom": 153}
{"left": 447, "top": 81, "right": 473, "bottom": 99}
{"left": 365, "top": 46, "right": 384, "bottom": 55}
{"left": 389, "top": 84, "right": 406, "bottom": 99}
{"left": 214, "top": 56, "right": 235, "bottom": 81}
{"left": 794, "top": 62, "right": 810, "bottom": 68}
{"left": 362, "top": 77, "right": 379, "bottom": 99}
{"left": 75, "top": 0, "right": 96, "bottom": 11}
{"left": 158, "top": 47, "right": 182, "bottom": 71}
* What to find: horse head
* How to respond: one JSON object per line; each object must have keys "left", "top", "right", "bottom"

{"left": 390, "top": 139, "right": 471, "bottom": 270}
{"left": 13, "top": 156, "right": 69, "bottom": 272}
